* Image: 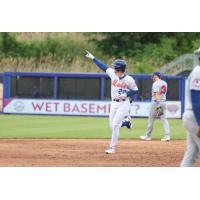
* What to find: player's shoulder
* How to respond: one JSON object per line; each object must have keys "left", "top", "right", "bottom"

{"left": 125, "top": 74, "right": 135, "bottom": 81}
{"left": 191, "top": 65, "right": 200, "bottom": 75}
{"left": 161, "top": 79, "right": 167, "bottom": 85}
{"left": 156, "top": 79, "right": 167, "bottom": 85}
{"left": 190, "top": 66, "right": 200, "bottom": 80}
{"left": 106, "top": 67, "right": 115, "bottom": 73}
{"left": 194, "top": 65, "right": 200, "bottom": 71}
{"left": 153, "top": 79, "right": 166, "bottom": 87}
{"left": 153, "top": 80, "right": 160, "bottom": 86}
{"left": 106, "top": 68, "right": 115, "bottom": 77}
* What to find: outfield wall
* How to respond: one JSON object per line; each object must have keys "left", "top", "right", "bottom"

{"left": 3, "top": 99, "right": 181, "bottom": 118}
{"left": 0, "top": 73, "right": 3, "bottom": 112}
{"left": 2, "top": 72, "right": 186, "bottom": 118}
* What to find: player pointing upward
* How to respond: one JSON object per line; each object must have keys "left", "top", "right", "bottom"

{"left": 85, "top": 51, "right": 138, "bottom": 154}
{"left": 140, "top": 71, "right": 170, "bottom": 141}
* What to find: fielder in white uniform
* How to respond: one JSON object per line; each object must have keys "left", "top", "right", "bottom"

{"left": 85, "top": 51, "right": 138, "bottom": 154}
{"left": 140, "top": 71, "right": 170, "bottom": 141}
{"left": 180, "top": 48, "right": 200, "bottom": 167}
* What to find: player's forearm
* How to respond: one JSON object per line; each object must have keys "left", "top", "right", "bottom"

{"left": 93, "top": 58, "right": 108, "bottom": 72}
{"left": 85, "top": 51, "right": 108, "bottom": 72}
{"left": 126, "top": 90, "right": 138, "bottom": 97}
{"left": 155, "top": 92, "right": 161, "bottom": 102}
{"left": 191, "top": 90, "right": 200, "bottom": 126}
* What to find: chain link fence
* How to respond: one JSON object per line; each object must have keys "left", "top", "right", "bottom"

{"left": 160, "top": 53, "right": 197, "bottom": 75}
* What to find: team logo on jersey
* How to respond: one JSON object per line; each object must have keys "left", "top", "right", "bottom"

{"left": 112, "top": 80, "right": 127, "bottom": 88}
{"left": 192, "top": 78, "right": 200, "bottom": 89}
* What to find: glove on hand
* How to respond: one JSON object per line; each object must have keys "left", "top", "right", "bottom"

{"left": 155, "top": 106, "right": 164, "bottom": 117}
{"left": 113, "top": 92, "right": 127, "bottom": 100}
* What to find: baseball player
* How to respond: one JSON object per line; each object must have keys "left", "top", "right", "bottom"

{"left": 85, "top": 51, "right": 139, "bottom": 154}
{"left": 140, "top": 71, "right": 170, "bottom": 141}
{"left": 180, "top": 48, "right": 200, "bottom": 167}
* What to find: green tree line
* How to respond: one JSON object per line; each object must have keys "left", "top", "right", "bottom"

{"left": 0, "top": 32, "right": 200, "bottom": 73}
{"left": 88, "top": 33, "right": 200, "bottom": 73}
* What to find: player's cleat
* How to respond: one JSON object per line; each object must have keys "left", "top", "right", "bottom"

{"left": 105, "top": 147, "right": 115, "bottom": 154}
{"left": 161, "top": 137, "right": 170, "bottom": 142}
{"left": 121, "top": 117, "right": 132, "bottom": 129}
{"left": 126, "top": 120, "right": 132, "bottom": 129}
{"left": 140, "top": 135, "right": 151, "bottom": 141}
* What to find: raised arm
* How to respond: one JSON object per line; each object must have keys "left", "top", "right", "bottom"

{"left": 85, "top": 50, "right": 108, "bottom": 72}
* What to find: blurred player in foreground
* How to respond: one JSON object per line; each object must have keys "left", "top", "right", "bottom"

{"left": 180, "top": 48, "right": 200, "bottom": 167}
{"left": 140, "top": 71, "right": 170, "bottom": 141}
{"left": 85, "top": 51, "right": 138, "bottom": 154}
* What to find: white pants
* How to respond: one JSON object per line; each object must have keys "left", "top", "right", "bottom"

{"left": 180, "top": 110, "right": 200, "bottom": 167}
{"left": 109, "top": 100, "right": 131, "bottom": 148}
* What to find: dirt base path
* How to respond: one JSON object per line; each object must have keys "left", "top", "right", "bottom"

{"left": 0, "top": 139, "right": 199, "bottom": 167}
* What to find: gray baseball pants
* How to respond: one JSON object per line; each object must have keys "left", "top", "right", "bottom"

{"left": 146, "top": 102, "right": 170, "bottom": 138}
{"left": 180, "top": 110, "right": 200, "bottom": 167}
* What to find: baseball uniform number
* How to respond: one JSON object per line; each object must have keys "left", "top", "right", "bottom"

{"left": 161, "top": 85, "right": 167, "bottom": 94}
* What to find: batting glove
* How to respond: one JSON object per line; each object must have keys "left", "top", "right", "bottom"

{"left": 115, "top": 93, "right": 127, "bottom": 100}
{"left": 85, "top": 50, "right": 95, "bottom": 60}
{"left": 120, "top": 93, "right": 127, "bottom": 99}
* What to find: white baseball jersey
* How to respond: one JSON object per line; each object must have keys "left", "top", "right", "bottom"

{"left": 185, "top": 65, "right": 200, "bottom": 110}
{"left": 152, "top": 79, "right": 167, "bottom": 101}
{"left": 106, "top": 68, "right": 138, "bottom": 100}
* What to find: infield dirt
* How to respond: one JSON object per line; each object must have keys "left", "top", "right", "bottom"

{"left": 0, "top": 139, "right": 199, "bottom": 167}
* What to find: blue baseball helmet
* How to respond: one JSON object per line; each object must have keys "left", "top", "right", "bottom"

{"left": 111, "top": 59, "right": 127, "bottom": 71}
{"left": 152, "top": 71, "right": 161, "bottom": 78}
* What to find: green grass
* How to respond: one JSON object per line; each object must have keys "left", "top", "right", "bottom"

{"left": 0, "top": 115, "right": 186, "bottom": 139}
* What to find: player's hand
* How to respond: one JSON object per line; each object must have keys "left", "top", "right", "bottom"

{"left": 155, "top": 106, "right": 164, "bottom": 117}
{"left": 85, "top": 50, "right": 95, "bottom": 60}
{"left": 197, "top": 126, "right": 200, "bottom": 138}
{"left": 114, "top": 93, "right": 127, "bottom": 100}
{"left": 119, "top": 93, "right": 127, "bottom": 99}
